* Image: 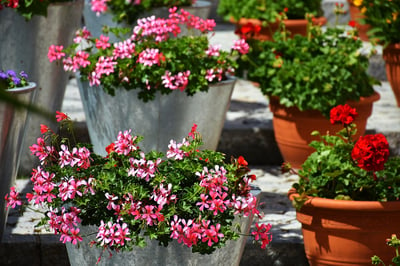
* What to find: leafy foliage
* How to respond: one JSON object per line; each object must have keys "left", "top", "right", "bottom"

{"left": 237, "top": 16, "right": 379, "bottom": 117}
{"left": 50, "top": 8, "right": 248, "bottom": 102}
{"left": 217, "top": 0, "right": 323, "bottom": 22}
{"left": 356, "top": 0, "right": 400, "bottom": 46}
{"left": 6, "top": 114, "right": 270, "bottom": 257}
{"left": 291, "top": 117, "right": 400, "bottom": 210}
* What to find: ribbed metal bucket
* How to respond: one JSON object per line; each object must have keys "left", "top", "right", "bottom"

{"left": 0, "top": 83, "right": 36, "bottom": 241}
{"left": 66, "top": 187, "right": 260, "bottom": 266}
{"left": 78, "top": 77, "right": 235, "bottom": 155}
{"left": 0, "top": 0, "right": 84, "bottom": 176}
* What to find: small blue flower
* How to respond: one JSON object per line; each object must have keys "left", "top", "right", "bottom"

{"left": 12, "top": 77, "right": 21, "bottom": 86}
{"left": 0, "top": 71, "right": 7, "bottom": 80}
{"left": 19, "top": 71, "right": 28, "bottom": 79}
{"left": 6, "top": 70, "right": 17, "bottom": 78}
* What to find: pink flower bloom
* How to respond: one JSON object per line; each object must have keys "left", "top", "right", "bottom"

{"left": 251, "top": 223, "right": 272, "bottom": 249}
{"left": 128, "top": 152, "right": 162, "bottom": 182}
{"left": 166, "top": 138, "right": 189, "bottom": 160}
{"left": 29, "top": 137, "right": 56, "bottom": 163}
{"left": 202, "top": 224, "right": 224, "bottom": 247}
{"left": 232, "top": 39, "right": 250, "bottom": 55}
{"left": 90, "top": 0, "right": 109, "bottom": 16}
{"left": 105, "top": 193, "right": 119, "bottom": 211}
{"left": 95, "top": 56, "right": 117, "bottom": 78}
{"left": 137, "top": 48, "right": 162, "bottom": 66}
{"left": 71, "top": 51, "right": 91, "bottom": 72}
{"left": 5, "top": 187, "right": 22, "bottom": 209}
{"left": 161, "top": 70, "right": 191, "bottom": 91}
{"left": 114, "top": 129, "right": 138, "bottom": 155}
{"left": 48, "top": 45, "right": 65, "bottom": 62}
{"left": 196, "top": 194, "right": 209, "bottom": 211}
{"left": 95, "top": 35, "right": 111, "bottom": 50}
{"left": 206, "top": 44, "right": 220, "bottom": 57}
{"left": 113, "top": 39, "right": 136, "bottom": 59}
{"left": 73, "top": 27, "right": 92, "bottom": 44}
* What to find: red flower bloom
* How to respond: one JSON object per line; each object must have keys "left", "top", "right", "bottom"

{"left": 105, "top": 143, "right": 115, "bottom": 154}
{"left": 329, "top": 104, "right": 358, "bottom": 125}
{"left": 55, "top": 111, "right": 69, "bottom": 122}
{"left": 40, "top": 124, "right": 49, "bottom": 134}
{"left": 237, "top": 156, "right": 248, "bottom": 166}
{"left": 348, "top": 20, "right": 357, "bottom": 28}
{"left": 235, "top": 23, "right": 261, "bottom": 39}
{"left": 351, "top": 133, "right": 389, "bottom": 172}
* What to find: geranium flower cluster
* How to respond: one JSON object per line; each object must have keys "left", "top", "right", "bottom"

{"left": 289, "top": 104, "right": 400, "bottom": 205}
{"left": 5, "top": 112, "right": 271, "bottom": 259}
{"left": 48, "top": 7, "right": 249, "bottom": 102}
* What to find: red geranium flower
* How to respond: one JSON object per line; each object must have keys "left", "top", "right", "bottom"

{"left": 237, "top": 156, "right": 248, "bottom": 166}
{"left": 329, "top": 104, "right": 358, "bottom": 125}
{"left": 351, "top": 133, "right": 389, "bottom": 172}
{"left": 348, "top": 20, "right": 357, "bottom": 28}
{"left": 235, "top": 22, "right": 261, "bottom": 39}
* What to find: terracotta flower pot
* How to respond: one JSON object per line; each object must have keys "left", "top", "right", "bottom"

{"left": 383, "top": 43, "right": 400, "bottom": 107}
{"left": 269, "top": 92, "right": 380, "bottom": 169}
{"left": 347, "top": 0, "right": 371, "bottom": 41}
{"left": 231, "top": 16, "right": 327, "bottom": 41}
{"left": 288, "top": 189, "right": 400, "bottom": 265}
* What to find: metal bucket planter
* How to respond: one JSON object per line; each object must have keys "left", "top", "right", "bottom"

{"left": 66, "top": 187, "right": 260, "bottom": 266}
{"left": 0, "top": 83, "right": 36, "bottom": 241}
{"left": 0, "top": 0, "right": 84, "bottom": 176}
{"left": 78, "top": 77, "right": 235, "bottom": 155}
{"left": 83, "top": 0, "right": 212, "bottom": 39}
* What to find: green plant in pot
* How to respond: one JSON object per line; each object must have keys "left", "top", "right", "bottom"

{"left": 353, "top": 0, "right": 400, "bottom": 107}
{"left": 49, "top": 7, "right": 248, "bottom": 101}
{"left": 48, "top": 8, "right": 250, "bottom": 155}
{"left": 237, "top": 13, "right": 381, "bottom": 168}
{"left": 5, "top": 112, "right": 272, "bottom": 264}
{"left": 286, "top": 104, "right": 400, "bottom": 265}
{"left": 217, "top": 0, "right": 325, "bottom": 40}
{"left": 354, "top": 0, "right": 400, "bottom": 46}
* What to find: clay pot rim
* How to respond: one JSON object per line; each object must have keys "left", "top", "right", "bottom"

{"left": 288, "top": 188, "right": 400, "bottom": 211}
{"left": 230, "top": 16, "right": 327, "bottom": 27}
{"left": 6, "top": 82, "right": 36, "bottom": 95}
{"left": 269, "top": 90, "right": 380, "bottom": 116}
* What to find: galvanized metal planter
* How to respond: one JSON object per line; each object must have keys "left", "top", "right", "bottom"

{"left": 0, "top": 0, "right": 84, "bottom": 176}
{"left": 66, "top": 187, "right": 260, "bottom": 266}
{"left": 78, "top": 77, "right": 236, "bottom": 155}
{"left": 0, "top": 83, "right": 36, "bottom": 241}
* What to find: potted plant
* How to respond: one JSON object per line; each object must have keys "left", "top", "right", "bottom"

{"left": 217, "top": 0, "right": 326, "bottom": 41}
{"left": 48, "top": 8, "right": 250, "bottom": 155}
{"left": 0, "top": 0, "right": 84, "bottom": 176}
{"left": 287, "top": 104, "right": 400, "bottom": 265}
{"left": 5, "top": 112, "right": 272, "bottom": 265}
{"left": 0, "top": 69, "right": 36, "bottom": 241}
{"left": 354, "top": 0, "right": 400, "bottom": 107}
{"left": 237, "top": 13, "right": 381, "bottom": 168}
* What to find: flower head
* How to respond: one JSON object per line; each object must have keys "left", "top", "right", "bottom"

{"left": 351, "top": 133, "right": 389, "bottom": 172}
